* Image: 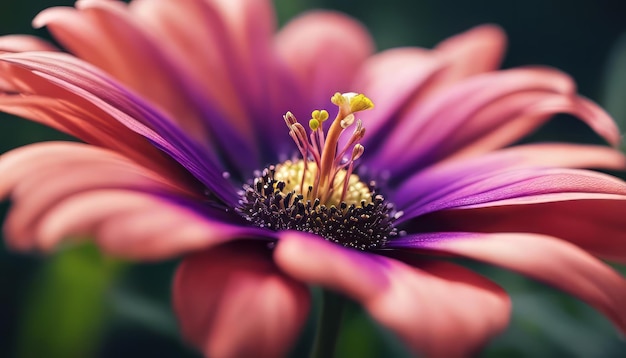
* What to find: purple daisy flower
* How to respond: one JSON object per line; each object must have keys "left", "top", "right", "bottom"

{"left": 1, "top": 0, "right": 626, "bottom": 356}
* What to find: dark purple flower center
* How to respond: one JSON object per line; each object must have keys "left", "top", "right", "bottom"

{"left": 236, "top": 164, "right": 399, "bottom": 250}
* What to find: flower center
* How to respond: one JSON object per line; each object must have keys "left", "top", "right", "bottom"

{"left": 237, "top": 92, "right": 400, "bottom": 250}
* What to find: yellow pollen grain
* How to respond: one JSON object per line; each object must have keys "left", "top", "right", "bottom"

{"left": 349, "top": 94, "right": 374, "bottom": 113}
{"left": 311, "top": 109, "right": 329, "bottom": 122}
{"left": 273, "top": 159, "right": 372, "bottom": 208}
{"left": 309, "top": 118, "right": 320, "bottom": 130}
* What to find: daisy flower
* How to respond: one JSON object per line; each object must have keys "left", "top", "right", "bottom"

{"left": 1, "top": 0, "right": 626, "bottom": 356}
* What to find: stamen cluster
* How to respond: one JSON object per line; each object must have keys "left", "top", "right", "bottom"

{"left": 238, "top": 165, "right": 399, "bottom": 250}
{"left": 237, "top": 92, "right": 400, "bottom": 250}
{"left": 283, "top": 92, "right": 371, "bottom": 204}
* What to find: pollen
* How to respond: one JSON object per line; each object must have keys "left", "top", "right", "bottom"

{"left": 272, "top": 159, "right": 371, "bottom": 208}
{"left": 237, "top": 164, "right": 398, "bottom": 250}
{"left": 237, "top": 92, "right": 400, "bottom": 250}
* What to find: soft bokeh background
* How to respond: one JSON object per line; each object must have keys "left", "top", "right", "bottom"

{"left": 2, "top": 0, "right": 626, "bottom": 357}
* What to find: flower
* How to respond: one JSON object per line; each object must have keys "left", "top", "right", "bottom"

{"left": 1, "top": 0, "right": 626, "bottom": 356}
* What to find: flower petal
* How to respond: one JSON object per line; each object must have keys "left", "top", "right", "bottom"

{"left": 0, "top": 142, "right": 263, "bottom": 258}
{"left": 173, "top": 242, "right": 310, "bottom": 358}
{"left": 409, "top": 198, "right": 626, "bottom": 264}
{"left": 351, "top": 47, "right": 446, "bottom": 148}
{"left": 34, "top": 1, "right": 211, "bottom": 141}
{"left": 0, "top": 141, "right": 195, "bottom": 200}
{"left": 275, "top": 10, "right": 374, "bottom": 111}
{"left": 0, "top": 52, "right": 238, "bottom": 203}
{"left": 61, "top": 191, "right": 266, "bottom": 260}
{"left": 392, "top": 142, "right": 626, "bottom": 209}
{"left": 124, "top": 0, "right": 308, "bottom": 168}
{"left": 33, "top": 1, "right": 260, "bottom": 175}
{"left": 434, "top": 24, "right": 506, "bottom": 83}
{"left": 396, "top": 165, "right": 626, "bottom": 219}
{"left": 0, "top": 63, "right": 184, "bottom": 180}
{"left": 440, "top": 96, "right": 620, "bottom": 164}
{"left": 192, "top": 0, "right": 296, "bottom": 162}
{"left": 390, "top": 232, "right": 626, "bottom": 333}
{"left": 0, "top": 35, "right": 59, "bottom": 53}
{"left": 8, "top": 187, "right": 265, "bottom": 259}
{"left": 127, "top": 0, "right": 253, "bottom": 139}
{"left": 275, "top": 232, "right": 510, "bottom": 357}
{"left": 446, "top": 142, "right": 626, "bottom": 171}
{"left": 366, "top": 67, "right": 619, "bottom": 176}
{"left": 356, "top": 25, "right": 505, "bottom": 154}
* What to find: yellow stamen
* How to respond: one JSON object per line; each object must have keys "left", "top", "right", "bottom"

{"left": 309, "top": 118, "right": 320, "bottom": 130}
{"left": 349, "top": 94, "right": 374, "bottom": 113}
{"left": 312, "top": 109, "right": 329, "bottom": 122}
{"left": 330, "top": 92, "right": 346, "bottom": 107}
{"left": 285, "top": 92, "right": 374, "bottom": 205}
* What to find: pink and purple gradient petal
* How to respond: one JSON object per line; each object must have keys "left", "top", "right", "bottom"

{"left": 174, "top": 241, "right": 310, "bottom": 358}
{"left": 389, "top": 232, "right": 626, "bottom": 332}
{"left": 275, "top": 232, "right": 511, "bottom": 357}
{"left": 1, "top": 0, "right": 626, "bottom": 356}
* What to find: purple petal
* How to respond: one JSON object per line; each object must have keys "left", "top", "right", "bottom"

{"left": 394, "top": 162, "right": 626, "bottom": 222}
{"left": 1, "top": 51, "right": 240, "bottom": 204}
{"left": 35, "top": 2, "right": 261, "bottom": 174}
{"left": 365, "top": 67, "right": 620, "bottom": 179}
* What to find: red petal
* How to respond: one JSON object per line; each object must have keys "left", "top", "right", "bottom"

{"left": 406, "top": 232, "right": 626, "bottom": 333}
{"left": 275, "top": 232, "right": 510, "bottom": 356}
{"left": 174, "top": 242, "right": 310, "bottom": 357}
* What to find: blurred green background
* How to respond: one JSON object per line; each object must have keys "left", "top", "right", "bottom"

{"left": 2, "top": 0, "right": 626, "bottom": 357}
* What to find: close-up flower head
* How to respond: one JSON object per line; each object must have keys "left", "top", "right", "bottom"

{"left": 2, "top": 0, "right": 626, "bottom": 357}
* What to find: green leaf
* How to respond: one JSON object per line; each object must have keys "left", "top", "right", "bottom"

{"left": 15, "top": 243, "right": 124, "bottom": 358}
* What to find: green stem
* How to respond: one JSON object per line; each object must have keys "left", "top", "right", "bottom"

{"left": 310, "top": 289, "right": 347, "bottom": 358}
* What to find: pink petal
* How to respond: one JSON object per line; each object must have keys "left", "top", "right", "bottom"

{"left": 0, "top": 94, "right": 191, "bottom": 181}
{"left": 357, "top": 25, "right": 504, "bottom": 153}
{"left": 0, "top": 52, "right": 237, "bottom": 202}
{"left": 127, "top": 0, "right": 253, "bottom": 138}
{"left": 0, "top": 53, "right": 191, "bottom": 175}
{"left": 445, "top": 142, "right": 626, "bottom": 171}
{"left": 434, "top": 24, "right": 507, "bottom": 84}
{"left": 0, "top": 35, "right": 59, "bottom": 53}
{"left": 130, "top": 0, "right": 291, "bottom": 158}
{"left": 33, "top": 1, "right": 212, "bottom": 141}
{"left": 275, "top": 232, "right": 510, "bottom": 357}
{"left": 351, "top": 48, "right": 447, "bottom": 146}
{"left": 0, "top": 142, "right": 194, "bottom": 200}
{"left": 32, "top": 0, "right": 285, "bottom": 172}
{"left": 0, "top": 54, "right": 183, "bottom": 178}
{"left": 374, "top": 67, "right": 571, "bottom": 161}
{"left": 65, "top": 191, "right": 265, "bottom": 260}
{"left": 433, "top": 95, "right": 621, "bottom": 166}
{"left": 7, "top": 186, "right": 266, "bottom": 260}
{"left": 395, "top": 151, "right": 626, "bottom": 262}
{"left": 128, "top": 0, "right": 299, "bottom": 161}
{"left": 367, "top": 67, "right": 605, "bottom": 172}
{"left": 0, "top": 142, "right": 253, "bottom": 259}
{"left": 411, "top": 198, "right": 626, "bottom": 263}
{"left": 174, "top": 242, "right": 310, "bottom": 358}
{"left": 397, "top": 232, "right": 626, "bottom": 333}
{"left": 275, "top": 10, "right": 374, "bottom": 111}
{"left": 203, "top": 0, "right": 276, "bottom": 106}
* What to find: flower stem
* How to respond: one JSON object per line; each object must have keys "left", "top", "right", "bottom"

{"left": 311, "top": 289, "right": 346, "bottom": 358}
